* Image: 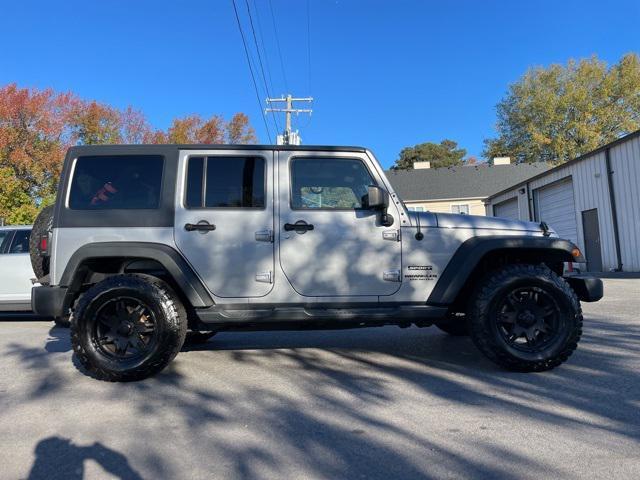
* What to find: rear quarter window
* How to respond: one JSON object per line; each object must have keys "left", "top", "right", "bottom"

{"left": 68, "top": 155, "right": 164, "bottom": 210}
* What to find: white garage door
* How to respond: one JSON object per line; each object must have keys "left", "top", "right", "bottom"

{"left": 493, "top": 197, "right": 519, "bottom": 220}
{"left": 534, "top": 178, "right": 578, "bottom": 244}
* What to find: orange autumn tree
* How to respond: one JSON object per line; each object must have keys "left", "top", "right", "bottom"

{"left": 0, "top": 83, "right": 258, "bottom": 224}
{"left": 0, "top": 84, "right": 75, "bottom": 222}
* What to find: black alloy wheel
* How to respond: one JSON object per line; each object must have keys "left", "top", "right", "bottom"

{"left": 492, "top": 286, "right": 562, "bottom": 352}
{"left": 71, "top": 274, "right": 187, "bottom": 382}
{"left": 93, "top": 297, "right": 158, "bottom": 360}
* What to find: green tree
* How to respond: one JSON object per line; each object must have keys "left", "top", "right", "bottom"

{"left": 393, "top": 139, "right": 466, "bottom": 169}
{"left": 0, "top": 168, "right": 38, "bottom": 224}
{"left": 484, "top": 53, "right": 640, "bottom": 164}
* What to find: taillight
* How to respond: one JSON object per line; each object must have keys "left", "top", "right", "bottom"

{"left": 39, "top": 235, "right": 49, "bottom": 255}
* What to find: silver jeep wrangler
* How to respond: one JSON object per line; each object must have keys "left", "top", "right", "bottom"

{"left": 32, "top": 144, "right": 603, "bottom": 381}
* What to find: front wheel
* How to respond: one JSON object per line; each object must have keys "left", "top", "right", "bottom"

{"left": 468, "top": 264, "right": 582, "bottom": 372}
{"left": 71, "top": 274, "right": 187, "bottom": 381}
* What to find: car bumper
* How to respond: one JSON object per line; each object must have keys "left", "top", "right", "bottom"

{"left": 564, "top": 275, "right": 603, "bottom": 302}
{"left": 31, "top": 286, "right": 69, "bottom": 318}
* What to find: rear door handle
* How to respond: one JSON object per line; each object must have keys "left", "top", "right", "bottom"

{"left": 284, "top": 221, "right": 314, "bottom": 232}
{"left": 185, "top": 222, "right": 216, "bottom": 232}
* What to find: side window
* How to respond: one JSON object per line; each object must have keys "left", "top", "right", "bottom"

{"left": 185, "top": 156, "right": 265, "bottom": 208}
{"left": 290, "top": 158, "right": 375, "bottom": 210}
{"left": 0, "top": 231, "right": 10, "bottom": 254}
{"left": 9, "top": 230, "right": 30, "bottom": 254}
{"left": 69, "top": 155, "right": 164, "bottom": 210}
{"left": 451, "top": 204, "right": 469, "bottom": 215}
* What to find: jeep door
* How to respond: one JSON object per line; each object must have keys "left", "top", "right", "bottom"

{"left": 277, "top": 151, "right": 402, "bottom": 297}
{"left": 174, "top": 150, "right": 275, "bottom": 298}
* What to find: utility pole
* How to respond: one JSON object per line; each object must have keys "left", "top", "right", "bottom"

{"left": 265, "top": 94, "right": 313, "bottom": 145}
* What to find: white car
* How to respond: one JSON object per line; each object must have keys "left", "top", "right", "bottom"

{"left": 0, "top": 226, "right": 35, "bottom": 312}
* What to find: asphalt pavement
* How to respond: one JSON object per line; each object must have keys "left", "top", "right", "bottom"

{"left": 0, "top": 279, "right": 638, "bottom": 480}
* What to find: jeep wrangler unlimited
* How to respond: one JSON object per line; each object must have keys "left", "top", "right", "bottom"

{"left": 32, "top": 144, "right": 603, "bottom": 381}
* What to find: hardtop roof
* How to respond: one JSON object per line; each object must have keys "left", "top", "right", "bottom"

{"left": 67, "top": 144, "right": 368, "bottom": 156}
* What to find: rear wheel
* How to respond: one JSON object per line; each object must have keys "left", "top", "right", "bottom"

{"left": 29, "top": 205, "right": 54, "bottom": 280}
{"left": 71, "top": 274, "right": 187, "bottom": 381}
{"left": 468, "top": 264, "right": 582, "bottom": 372}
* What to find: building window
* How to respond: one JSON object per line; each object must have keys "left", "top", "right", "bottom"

{"left": 407, "top": 206, "right": 425, "bottom": 212}
{"left": 451, "top": 204, "right": 469, "bottom": 215}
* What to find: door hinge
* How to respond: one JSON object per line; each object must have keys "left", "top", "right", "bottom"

{"left": 383, "top": 270, "right": 401, "bottom": 282}
{"left": 255, "top": 271, "right": 273, "bottom": 283}
{"left": 255, "top": 229, "right": 274, "bottom": 243}
{"left": 383, "top": 229, "right": 401, "bottom": 241}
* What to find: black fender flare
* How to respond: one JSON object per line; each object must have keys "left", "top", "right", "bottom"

{"left": 426, "top": 236, "right": 582, "bottom": 306}
{"left": 60, "top": 242, "right": 213, "bottom": 308}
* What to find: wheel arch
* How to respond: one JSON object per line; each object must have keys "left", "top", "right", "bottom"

{"left": 427, "top": 236, "right": 582, "bottom": 308}
{"left": 59, "top": 242, "right": 214, "bottom": 310}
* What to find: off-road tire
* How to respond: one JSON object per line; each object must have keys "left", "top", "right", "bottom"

{"left": 468, "top": 264, "right": 582, "bottom": 372}
{"left": 435, "top": 313, "right": 469, "bottom": 336}
{"left": 71, "top": 274, "right": 187, "bottom": 382}
{"left": 29, "top": 205, "right": 54, "bottom": 280}
{"left": 184, "top": 331, "right": 218, "bottom": 345}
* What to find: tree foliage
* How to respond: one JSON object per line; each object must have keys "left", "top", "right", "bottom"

{"left": 484, "top": 53, "right": 640, "bottom": 164}
{"left": 393, "top": 139, "right": 467, "bottom": 169}
{"left": 0, "top": 83, "right": 258, "bottom": 224}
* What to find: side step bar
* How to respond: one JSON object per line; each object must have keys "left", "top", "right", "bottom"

{"left": 194, "top": 304, "right": 447, "bottom": 327}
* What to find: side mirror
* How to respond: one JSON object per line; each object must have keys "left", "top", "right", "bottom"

{"left": 366, "top": 185, "right": 389, "bottom": 210}
{"left": 366, "top": 185, "right": 394, "bottom": 226}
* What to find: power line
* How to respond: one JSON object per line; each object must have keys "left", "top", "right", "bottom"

{"left": 306, "top": 0, "right": 312, "bottom": 94}
{"left": 250, "top": 0, "right": 276, "bottom": 101}
{"left": 244, "top": 0, "right": 280, "bottom": 134}
{"left": 268, "top": 0, "right": 289, "bottom": 93}
{"left": 231, "top": 0, "right": 273, "bottom": 144}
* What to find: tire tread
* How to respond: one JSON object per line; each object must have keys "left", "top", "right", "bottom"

{"left": 468, "top": 263, "right": 582, "bottom": 372}
{"left": 71, "top": 274, "right": 187, "bottom": 382}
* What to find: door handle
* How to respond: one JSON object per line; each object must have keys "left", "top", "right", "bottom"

{"left": 284, "top": 221, "right": 314, "bottom": 232}
{"left": 185, "top": 222, "right": 216, "bottom": 232}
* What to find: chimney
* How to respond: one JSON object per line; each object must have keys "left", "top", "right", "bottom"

{"left": 493, "top": 157, "right": 511, "bottom": 165}
{"left": 413, "top": 161, "right": 431, "bottom": 169}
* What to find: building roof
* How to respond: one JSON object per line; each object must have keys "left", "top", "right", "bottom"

{"left": 386, "top": 163, "right": 551, "bottom": 201}
{"left": 485, "top": 129, "right": 640, "bottom": 201}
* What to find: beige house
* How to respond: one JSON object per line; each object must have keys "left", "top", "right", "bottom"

{"left": 386, "top": 159, "right": 549, "bottom": 216}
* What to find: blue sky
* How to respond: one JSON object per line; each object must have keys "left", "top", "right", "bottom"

{"left": 1, "top": 0, "right": 639, "bottom": 168}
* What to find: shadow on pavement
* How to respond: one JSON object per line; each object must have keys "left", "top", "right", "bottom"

{"left": 45, "top": 325, "right": 72, "bottom": 353}
{"left": 28, "top": 436, "right": 143, "bottom": 480}
{"left": 4, "top": 310, "right": 640, "bottom": 479}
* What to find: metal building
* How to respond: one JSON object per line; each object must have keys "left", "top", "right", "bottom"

{"left": 485, "top": 130, "right": 640, "bottom": 273}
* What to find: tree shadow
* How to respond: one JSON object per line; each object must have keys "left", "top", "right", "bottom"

{"left": 28, "top": 436, "right": 143, "bottom": 480}
{"left": 5, "top": 307, "right": 639, "bottom": 478}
